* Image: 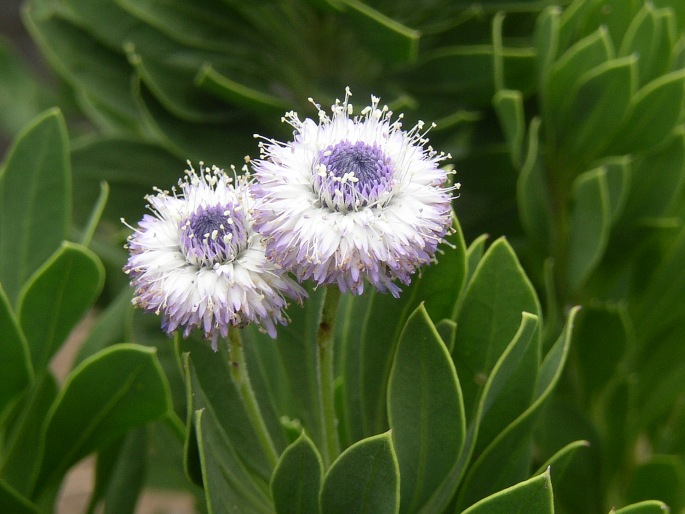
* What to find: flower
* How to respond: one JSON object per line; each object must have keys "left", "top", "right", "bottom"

{"left": 251, "top": 88, "right": 458, "bottom": 297}
{"left": 123, "top": 162, "right": 306, "bottom": 349}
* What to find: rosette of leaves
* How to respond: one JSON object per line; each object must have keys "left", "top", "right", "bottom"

{"left": 0, "top": 111, "right": 181, "bottom": 513}
{"left": 20, "top": 0, "right": 563, "bottom": 235}
{"left": 490, "top": 0, "right": 685, "bottom": 511}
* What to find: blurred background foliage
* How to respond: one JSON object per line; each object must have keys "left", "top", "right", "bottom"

{"left": 2, "top": 0, "right": 685, "bottom": 512}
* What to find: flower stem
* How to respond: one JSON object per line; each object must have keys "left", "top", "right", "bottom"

{"left": 317, "top": 286, "right": 341, "bottom": 467}
{"left": 227, "top": 326, "right": 279, "bottom": 468}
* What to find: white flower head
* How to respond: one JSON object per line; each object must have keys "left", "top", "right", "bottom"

{"left": 251, "top": 88, "right": 458, "bottom": 297}
{"left": 123, "top": 162, "right": 306, "bottom": 349}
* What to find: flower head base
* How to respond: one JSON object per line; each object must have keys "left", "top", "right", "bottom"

{"left": 123, "top": 163, "right": 306, "bottom": 349}
{"left": 252, "top": 88, "right": 458, "bottom": 297}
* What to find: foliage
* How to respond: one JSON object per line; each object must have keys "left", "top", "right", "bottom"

{"left": 1, "top": 0, "right": 685, "bottom": 512}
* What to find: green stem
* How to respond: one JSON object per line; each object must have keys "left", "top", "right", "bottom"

{"left": 317, "top": 286, "right": 342, "bottom": 467}
{"left": 227, "top": 326, "right": 279, "bottom": 468}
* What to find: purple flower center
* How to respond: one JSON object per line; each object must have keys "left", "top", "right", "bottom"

{"left": 314, "top": 140, "right": 393, "bottom": 211}
{"left": 179, "top": 203, "right": 248, "bottom": 267}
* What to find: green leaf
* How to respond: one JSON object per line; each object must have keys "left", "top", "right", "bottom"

{"left": 0, "top": 480, "right": 38, "bottom": 514}
{"left": 387, "top": 304, "right": 465, "bottom": 514}
{"left": 633, "top": 224, "right": 685, "bottom": 343}
{"left": 134, "top": 78, "right": 254, "bottom": 165}
{"left": 600, "top": 156, "right": 632, "bottom": 223}
{"left": 271, "top": 432, "right": 323, "bottom": 514}
{"left": 0, "top": 36, "right": 53, "bottom": 136}
{"left": 493, "top": 89, "right": 525, "bottom": 168}
{"left": 534, "top": 440, "right": 590, "bottom": 489}
{"left": 459, "top": 470, "right": 554, "bottom": 514}
{"left": 0, "top": 284, "right": 33, "bottom": 418}
{"left": 517, "top": 118, "right": 553, "bottom": 255}
{"left": 533, "top": 6, "right": 561, "bottom": 87}
{"left": 573, "top": 305, "right": 629, "bottom": 403}
{"left": 454, "top": 237, "right": 541, "bottom": 420}
{"left": 88, "top": 428, "right": 147, "bottom": 514}
{"left": 194, "top": 408, "right": 272, "bottom": 514}
{"left": 18, "top": 242, "right": 104, "bottom": 371}
{"left": 559, "top": 57, "right": 637, "bottom": 167}
{"left": 0, "top": 374, "right": 57, "bottom": 497}
{"left": 23, "top": 9, "right": 140, "bottom": 126}
{"left": 70, "top": 137, "right": 183, "bottom": 227}
{"left": 340, "top": 0, "right": 419, "bottom": 65}
{"left": 606, "top": 71, "right": 685, "bottom": 156}
{"left": 612, "top": 500, "right": 670, "bottom": 514}
{"left": 455, "top": 307, "right": 578, "bottom": 510}
{"left": 320, "top": 432, "right": 399, "bottom": 514}
{"left": 619, "top": 3, "right": 674, "bottom": 85}
{"left": 622, "top": 128, "right": 685, "bottom": 224}
{"left": 545, "top": 27, "right": 613, "bottom": 141}
{"left": 0, "top": 108, "right": 70, "bottom": 306}
{"left": 32, "top": 344, "right": 173, "bottom": 496}
{"left": 566, "top": 167, "right": 611, "bottom": 293}
{"left": 196, "top": 65, "right": 290, "bottom": 116}
{"left": 626, "top": 455, "right": 685, "bottom": 512}
{"left": 474, "top": 313, "right": 540, "bottom": 457}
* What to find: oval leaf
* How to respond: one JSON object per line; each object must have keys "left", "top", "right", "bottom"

{"left": 460, "top": 470, "right": 554, "bottom": 514}
{"left": 32, "top": 344, "right": 172, "bottom": 495}
{"left": 320, "top": 432, "right": 399, "bottom": 514}
{"left": 271, "top": 432, "right": 324, "bottom": 514}
{"left": 612, "top": 501, "right": 670, "bottom": 514}
{"left": 566, "top": 167, "right": 611, "bottom": 293}
{"left": 0, "top": 108, "right": 70, "bottom": 305}
{"left": 387, "top": 304, "right": 465, "bottom": 514}
{"left": 18, "top": 242, "right": 105, "bottom": 371}
{"left": 454, "top": 237, "right": 541, "bottom": 420}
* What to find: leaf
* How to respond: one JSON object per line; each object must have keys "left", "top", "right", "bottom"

{"left": 320, "top": 432, "right": 399, "bottom": 514}
{"left": 474, "top": 313, "right": 540, "bottom": 457}
{"left": 559, "top": 57, "right": 637, "bottom": 167}
{"left": 573, "top": 305, "right": 629, "bottom": 403}
{"left": 387, "top": 305, "right": 465, "bottom": 514}
{"left": 17, "top": 242, "right": 104, "bottom": 371}
{"left": 612, "top": 500, "right": 670, "bottom": 514}
{"left": 70, "top": 137, "right": 183, "bottom": 227}
{"left": 517, "top": 118, "right": 554, "bottom": 255}
{"left": 23, "top": 9, "right": 140, "bottom": 126}
{"left": 534, "top": 440, "right": 590, "bottom": 490}
{"left": 493, "top": 89, "right": 525, "bottom": 168}
{"left": 0, "top": 36, "right": 53, "bottom": 136}
{"left": 626, "top": 455, "right": 685, "bottom": 512}
{"left": 633, "top": 224, "right": 685, "bottom": 343}
{"left": 0, "top": 284, "right": 33, "bottom": 418}
{"left": 134, "top": 78, "right": 254, "bottom": 165}
{"left": 88, "top": 428, "right": 147, "bottom": 514}
{"left": 606, "top": 71, "right": 685, "bottom": 155}
{"left": 454, "top": 237, "right": 541, "bottom": 420}
{"left": 622, "top": 128, "right": 685, "bottom": 224}
{"left": 533, "top": 6, "right": 561, "bottom": 87}
{"left": 194, "top": 408, "right": 272, "bottom": 514}
{"left": 455, "top": 307, "right": 578, "bottom": 510}
{"left": 196, "top": 65, "right": 290, "bottom": 116}
{"left": 0, "top": 480, "right": 38, "bottom": 514}
{"left": 0, "top": 373, "right": 58, "bottom": 496}
{"left": 619, "top": 2, "right": 673, "bottom": 85}
{"left": 544, "top": 26, "right": 613, "bottom": 142}
{"left": 340, "top": 0, "right": 419, "bottom": 65}
{"left": 32, "top": 344, "right": 173, "bottom": 496}
{"left": 600, "top": 156, "right": 632, "bottom": 223}
{"left": 566, "top": 167, "right": 611, "bottom": 293}
{"left": 341, "top": 216, "right": 466, "bottom": 442}
{"left": 0, "top": 108, "right": 70, "bottom": 306}
{"left": 270, "top": 432, "right": 323, "bottom": 514}
{"left": 459, "top": 470, "right": 554, "bottom": 514}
